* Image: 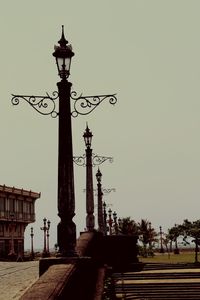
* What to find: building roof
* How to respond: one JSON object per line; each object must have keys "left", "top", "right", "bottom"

{"left": 0, "top": 185, "right": 41, "bottom": 199}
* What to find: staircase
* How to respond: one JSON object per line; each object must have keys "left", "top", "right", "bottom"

{"left": 111, "top": 263, "right": 200, "bottom": 299}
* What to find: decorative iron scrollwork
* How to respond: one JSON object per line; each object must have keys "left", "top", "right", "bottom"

{"left": 11, "top": 92, "right": 59, "bottom": 118}
{"left": 73, "top": 153, "right": 113, "bottom": 167}
{"left": 70, "top": 91, "right": 117, "bottom": 117}
{"left": 11, "top": 90, "right": 117, "bottom": 118}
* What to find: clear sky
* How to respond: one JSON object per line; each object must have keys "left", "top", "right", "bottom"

{"left": 1, "top": 0, "right": 200, "bottom": 249}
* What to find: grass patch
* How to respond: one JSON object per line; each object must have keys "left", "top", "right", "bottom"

{"left": 139, "top": 251, "right": 199, "bottom": 264}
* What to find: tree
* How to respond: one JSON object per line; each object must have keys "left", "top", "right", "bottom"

{"left": 118, "top": 217, "right": 138, "bottom": 235}
{"left": 180, "top": 219, "right": 200, "bottom": 263}
{"left": 138, "top": 219, "right": 157, "bottom": 257}
{"left": 167, "top": 224, "right": 182, "bottom": 254}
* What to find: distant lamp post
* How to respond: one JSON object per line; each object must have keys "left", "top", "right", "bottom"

{"left": 30, "top": 227, "right": 34, "bottom": 259}
{"left": 41, "top": 218, "right": 51, "bottom": 257}
{"left": 8, "top": 213, "right": 16, "bottom": 258}
{"left": 83, "top": 125, "right": 94, "bottom": 231}
{"left": 113, "top": 211, "right": 118, "bottom": 235}
{"left": 108, "top": 208, "right": 113, "bottom": 235}
{"left": 159, "top": 225, "right": 164, "bottom": 253}
{"left": 47, "top": 220, "right": 51, "bottom": 255}
{"left": 96, "top": 168, "right": 104, "bottom": 233}
{"left": 103, "top": 201, "right": 107, "bottom": 235}
{"left": 11, "top": 26, "right": 117, "bottom": 257}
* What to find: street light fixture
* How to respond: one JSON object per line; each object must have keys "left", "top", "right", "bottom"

{"left": 11, "top": 26, "right": 117, "bottom": 257}
{"left": 83, "top": 125, "right": 94, "bottom": 231}
{"left": 30, "top": 227, "right": 34, "bottom": 259}
{"left": 96, "top": 168, "right": 104, "bottom": 233}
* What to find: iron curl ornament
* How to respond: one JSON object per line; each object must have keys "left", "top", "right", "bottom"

{"left": 73, "top": 153, "right": 113, "bottom": 167}
{"left": 70, "top": 92, "right": 117, "bottom": 117}
{"left": 11, "top": 92, "right": 59, "bottom": 118}
{"left": 11, "top": 91, "right": 117, "bottom": 118}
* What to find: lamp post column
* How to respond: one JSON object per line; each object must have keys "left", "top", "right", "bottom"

{"left": 159, "top": 225, "right": 164, "bottom": 253}
{"left": 57, "top": 79, "right": 76, "bottom": 256}
{"left": 83, "top": 126, "right": 94, "bottom": 231}
{"left": 96, "top": 168, "right": 104, "bottom": 233}
{"left": 30, "top": 227, "right": 34, "bottom": 259}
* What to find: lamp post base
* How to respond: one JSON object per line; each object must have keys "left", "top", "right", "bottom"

{"left": 57, "top": 220, "right": 78, "bottom": 257}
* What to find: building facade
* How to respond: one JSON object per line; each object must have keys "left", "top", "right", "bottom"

{"left": 0, "top": 185, "right": 40, "bottom": 259}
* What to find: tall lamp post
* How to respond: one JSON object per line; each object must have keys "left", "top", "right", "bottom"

{"left": 30, "top": 227, "right": 34, "bottom": 259}
{"left": 46, "top": 220, "right": 51, "bottom": 255}
{"left": 96, "top": 168, "right": 104, "bottom": 233}
{"left": 74, "top": 125, "right": 113, "bottom": 232}
{"left": 159, "top": 225, "right": 164, "bottom": 253}
{"left": 83, "top": 125, "right": 94, "bottom": 231}
{"left": 11, "top": 26, "right": 117, "bottom": 257}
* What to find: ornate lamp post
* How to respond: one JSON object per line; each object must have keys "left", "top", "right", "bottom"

{"left": 8, "top": 213, "right": 16, "bottom": 258}
{"left": 108, "top": 208, "right": 113, "bottom": 235}
{"left": 96, "top": 168, "right": 104, "bottom": 233}
{"left": 41, "top": 218, "right": 51, "bottom": 257}
{"left": 46, "top": 220, "right": 51, "bottom": 255}
{"left": 103, "top": 201, "right": 107, "bottom": 235}
{"left": 159, "top": 225, "right": 164, "bottom": 253}
{"left": 83, "top": 125, "right": 94, "bottom": 231}
{"left": 11, "top": 26, "right": 117, "bottom": 257}
{"left": 113, "top": 211, "right": 118, "bottom": 235}
{"left": 30, "top": 227, "right": 34, "bottom": 259}
{"left": 74, "top": 126, "right": 113, "bottom": 232}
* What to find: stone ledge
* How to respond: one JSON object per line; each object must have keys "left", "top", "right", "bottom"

{"left": 20, "top": 264, "right": 75, "bottom": 300}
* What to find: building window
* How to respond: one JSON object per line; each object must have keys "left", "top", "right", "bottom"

{"left": 18, "top": 200, "right": 23, "bottom": 213}
{"left": 9, "top": 198, "right": 15, "bottom": 212}
{"left": 0, "top": 224, "right": 4, "bottom": 236}
{"left": 0, "top": 197, "right": 5, "bottom": 211}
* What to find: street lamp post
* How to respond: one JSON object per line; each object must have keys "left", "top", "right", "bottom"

{"left": 8, "top": 213, "right": 16, "bottom": 258}
{"left": 30, "top": 227, "right": 34, "bottom": 259}
{"left": 103, "top": 201, "right": 107, "bottom": 235}
{"left": 113, "top": 211, "right": 118, "bottom": 235}
{"left": 108, "top": 208, "right": 113, "bottom": 235}
{"left": 96, "top": 168, "right": 104, "bottom": 233}
{"left": 159, "top": 225, "right": 164, "bottom": 253}
{"left": 40, "top": 218, "right": 51, "bottom": 257}
{"left": 83, "top": 125, "right": 94, "bottom": 231}
{"left": 46, "top": 220, "right": 51, "bottom": 255}
{"left": 11, "top": 26, "right": 117, "bottom": 257}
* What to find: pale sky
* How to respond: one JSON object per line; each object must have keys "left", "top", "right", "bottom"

{"left": 1, "top": 0, "right": 200, "bottom": 249}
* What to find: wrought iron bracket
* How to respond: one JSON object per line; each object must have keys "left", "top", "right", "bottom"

{"left": 11, "top": 90, "right": 117, "bottom": 118}
{"left": 73, "top": 153, "right": 113, "bottom": 167}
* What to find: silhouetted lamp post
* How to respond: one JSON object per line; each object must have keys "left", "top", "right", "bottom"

{"left": 41, "top": 218, "right": 51, "bottom": 257}
{"left": 108, "top": 208, "right": 113, "bottom": 235}
{"left": 103, "top": 201, "right": 107, "bottom": 235}
{"left": 96, "top": 168, "right": 104, "bottom": 233}
{"left": 11, "top": 26, "right": 117, "bottom": 257}
{"left": 159, "top": 225, "right": 164, "bottom": 253}
{"left": 47, "top": 220, "right": 51, "bottom": 255}
{"left": 83, "top": 125, "right": 94, "bottom": 231}
{"left": 8, "top": 213, "right": 16, "bottom": 258}
{"left": 30, "top": 227, "right": 34, "bottom": 259}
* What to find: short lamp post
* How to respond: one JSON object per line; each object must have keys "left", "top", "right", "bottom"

{"left": 30, "top": 227, "right": 34, "bottom": 259}
{"left": 113, "top": 211, "right": 118, "bottom": 235}
{"left": 41, "top": 218, "right": 51, "bottom": 257}
{"left": 159, "top": 225, "right": 164, "bottom": 253}
{"left": 96, "top": 168, "right": 104, "bottom": 233}
{"left": 46, "top": 220, "right": 51, "bottom": 255}
{"left": 108, "top": 208, "right": 113, "bottom": 235}
{"left": 8, "top": 213, "right": 16, "bottom": 258}
{"left": 103, "top": 201, "right": 107, "bottom": 235}
{"left": 11, "top": 26, "right": 117, "bottom": 257}
{"left": 83, "top": 125, "right": 94, "bottom": 231}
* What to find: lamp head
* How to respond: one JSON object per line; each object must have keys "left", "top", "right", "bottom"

{"left": 83, "top": 124, "right": 93, "bottom": 148}
{"left": 53, "top": 25, "right": 74, "bottom": 79}
{"left": 96, "top": 168, "right": 102, "bottom": 183}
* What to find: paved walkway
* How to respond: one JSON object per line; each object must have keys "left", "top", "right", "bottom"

{"left": 0, "top": 261, "right": 39, "bottom": 300}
